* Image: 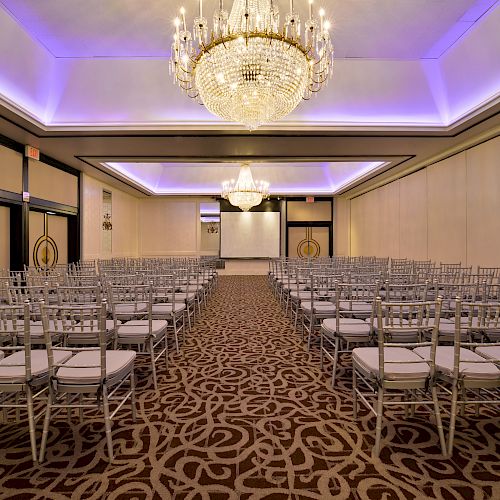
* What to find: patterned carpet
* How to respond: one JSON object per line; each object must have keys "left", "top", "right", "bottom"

{"left": 0, "top": 276, "right": 499, "bottom": 499}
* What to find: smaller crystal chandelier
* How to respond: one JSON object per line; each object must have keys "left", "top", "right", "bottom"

{"left": 222, "top": 163, "right": 270, "bottom": 211}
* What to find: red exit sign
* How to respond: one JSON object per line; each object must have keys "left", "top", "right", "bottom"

{"left": 306, "top": 196, "right": 315, "bottom": 203}
{"left": 25, "top": 145, "right": 40, "bottom": 160}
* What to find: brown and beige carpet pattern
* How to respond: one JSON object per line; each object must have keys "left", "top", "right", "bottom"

{"left": 1, "top": 275, "right": 499, "bottom": 499}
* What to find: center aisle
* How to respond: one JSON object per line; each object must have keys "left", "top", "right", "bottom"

{"left": 157, "top": 275, "right": 343, "bottom": 497}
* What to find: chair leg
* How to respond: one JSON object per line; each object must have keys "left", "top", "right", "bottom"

{"left": 331, "top": 336, "right": 340, "bottom": 387}
{"left": 150, "top": 338, "right": 158, "bottom": 391}
{"left": 373, "top": 387, "right": 384, "bottom": 458}
{"left": 431, "top": 386, "right": 447, "bottom": 456}
{"left": 79, "top": 394, "right": 84, "bottom": 423}
{"left": 26, "top": 388, "right": 38, "bottom": 464}
{"left": 320, "top": 329, "right": 324, "bottom": 370}
{"left": 164, "top": 333, "right": 169, "bottom": 367}
{"left": 102, "top": 386, "right": 114, "bottom": 462}
{"left": 39, "top": 390, "right": 53, "bottom": 463}
{"left": 447, "top": 384, "right": 459, "bottom": 458}
{"left": 130, "top": 372, "right": 137, "bottom": 423}
{"left": 353, "top": 369, "right": 358, "bottom": 419}
{"left": 173, "top": 314, "right": 180, "bottom": 354}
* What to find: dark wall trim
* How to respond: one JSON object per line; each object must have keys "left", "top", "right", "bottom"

{"left": 0, "top": 189, "right": 22, "bottom": 205}
{"left": 0, "top": 133, "right": 24, "bottom": 154}
{"left": 21, "top": 155, "right": 29, "bottom": 268}
{"left": 29, "top": 198, "right": 78, "bottom": 216}
{"left": 219, "top": 199, "right": 281, "bottom": 212}
{"left": 38, "top": 152, "right": 80, "bottom": 177}
{"left": 9, "top": 205, "right": 23, "bottom": 271}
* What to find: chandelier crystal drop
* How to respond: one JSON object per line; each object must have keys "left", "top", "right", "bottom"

{"left": 170, "top": 0, "right": 334, "bottom": 130}
{"left": 222, "top": 164, "right": 270, "bottom": 211}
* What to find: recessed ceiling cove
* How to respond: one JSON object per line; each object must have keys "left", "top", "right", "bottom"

{"left": 98, "top": 161, "right": 388, "bottom": 196}
{"left": 0, "top": 0, "right": 498, "bottom": 131}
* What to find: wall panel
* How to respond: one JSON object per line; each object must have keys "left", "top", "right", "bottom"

{"left": 427, "top": 153, "right": 467, "bottom": 264}
{"left": 344, "top": 137, "right": 500, "bottom": 266}
{"left": 466, "top": 137, "right": 500, "bottom": 267}
{"left": 399, "top": 169, "right": 428, "bottom": 260}
{"left": 0, "top": 145, "right": 22, "bottom": 194}
{"left": 138, "top": 199, "right": 198, "bottom": 256}
{"left": 29, "top": 160, "right": 78, "bottom": 207}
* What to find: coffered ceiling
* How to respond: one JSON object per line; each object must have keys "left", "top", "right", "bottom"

{"left": 0, "top": 1, "right": 499, "bottom": 197}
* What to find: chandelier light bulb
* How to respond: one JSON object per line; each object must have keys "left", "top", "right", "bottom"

{"left": 171, "top": 0, "right": 334, "bottom": 130}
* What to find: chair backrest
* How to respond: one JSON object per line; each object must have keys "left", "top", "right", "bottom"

{"left": 56, "top": 285, "right": 102, "bottom": 305}
{"left": 42, "top": 302, "right": 108, "bottom": 383}
{"left": 0, "top": 302, "right": 33, "bottom": 380}
{"left": 378, "top": 297, "right": 440, "bottom": 343}
{"left": 384, "top": 282, "right": 429, "bottom": 303}
{"left": 108, "top": 284, "right": 152, "bottom": 321}
{"left": 376, "top": 297, "right": 443, "bottom": 381}
{"left": 336, "top": 281, "right": 379, "bottom": 322}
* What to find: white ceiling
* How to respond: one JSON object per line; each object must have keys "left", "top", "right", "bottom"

{"left": 0, "top": 0, "right": 483, "bottom": 59}
{"left": 103, "top": 161, "right": 387, "bottom": 195}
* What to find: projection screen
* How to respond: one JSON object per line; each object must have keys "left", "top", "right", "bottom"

{"left": 220, "top": 212, "right": 280, "bottom": 258}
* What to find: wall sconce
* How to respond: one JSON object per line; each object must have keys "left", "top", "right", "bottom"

{"left": 102, "top": 213, "right": 113, "bottom": 231}
{"left": 207, "top": 222, "right": 219, "bottom": 234}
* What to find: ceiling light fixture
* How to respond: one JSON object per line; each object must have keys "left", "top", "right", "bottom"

{"left": 170, "top": 0, "right": 333, "bottom": 130}
{"left": 222, "top": 163, "right": 270, "bottom": 211}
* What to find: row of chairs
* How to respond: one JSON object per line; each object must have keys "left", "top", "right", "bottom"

{"left": 0, "top": 257, "right": 219, "bottom": 463}
{"left": 269, "top": 257, "right": 500, "bottom": 458}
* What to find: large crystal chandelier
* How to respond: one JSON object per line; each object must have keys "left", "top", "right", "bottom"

{"left": 170, "top": 0, "right": 333, "bottom": 130}
{"left": 222, "top": 163, "right": 270, "bottom": 211}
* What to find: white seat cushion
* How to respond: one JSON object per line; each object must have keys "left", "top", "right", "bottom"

{"left": 56, "top": 350, "right": 136, "bottom": 385}
{"left": 117, "top": 319, "right": 168, "bottom": 339}
{"left": 353, "top": 347, "right": 430, "bottom": 380}
{"left": 339, "top": 301, "right": 372, "bottom": 313}
{"left": 80, "top": 319, "right": 120, "bottom": 331}
{"left": 152, "top": 303, "right": 186, "bottom": 315}
{"left": 290, "top": 291, "right": 311, "bottom": 300}
{"left": 0, "top": 350, "right": 72, "bottom": 383}
{"left": 414, "top": 346, "right": 500, "bottom": 380}
{"left": 437, "top": 322, "right": 469, "bottom": 341}
{"left": 322, "top": 318, "right": 371, "bottom": 338}
{"left": 301, "top": 301, "right": 335, "bottom": 313}
{"left": 475, "top": 345, "right": 500, "bottom": 361}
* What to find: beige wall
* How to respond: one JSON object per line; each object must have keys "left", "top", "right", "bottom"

{"left": 0, "top": 206, "right": 9, "bottom": 269}
{"left": 0, "top": 145, "right": 22, "bottom": 194}
{"left": 138, "top": 198, "right": 212, "bottom": 257}
{"left": 341, "top": 136, "right": 500, "bottom": 266}
{"left": 287, "top": 201, "right": 332, "bottom": 222}
{"left": 29, "top": 159, "right": 78, "bottom": 207}
{"left": 81, "top": 174, "right": 139, "bottom": 260}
